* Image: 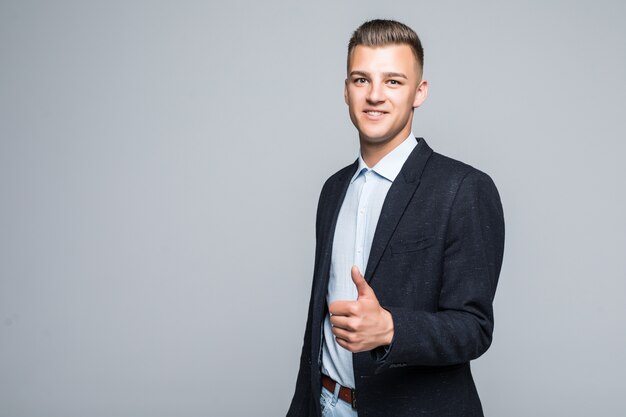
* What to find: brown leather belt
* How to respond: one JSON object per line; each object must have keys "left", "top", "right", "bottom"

{"left": 321, "top": 374, "right": 357, "bottom": 409}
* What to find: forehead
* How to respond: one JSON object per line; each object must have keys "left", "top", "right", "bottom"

{"left": 348, "top": 44, "right": 420, "bottom": 76}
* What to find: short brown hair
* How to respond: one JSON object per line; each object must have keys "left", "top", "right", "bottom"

{"left": 347, "top": 19, "right": 424, "bottom": 74}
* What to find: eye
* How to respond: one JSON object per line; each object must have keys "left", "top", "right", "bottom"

{"left": 387, "top": 79, "right": 402, "bottom": 86}
{"left": 354, "top": 77, "right": 368, "bottom": 84}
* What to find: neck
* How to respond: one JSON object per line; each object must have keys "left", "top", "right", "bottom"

{"left": 360, "top": 130, "right": 411, "bottom": 167}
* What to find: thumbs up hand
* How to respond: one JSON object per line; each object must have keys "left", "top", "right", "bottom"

{"left": 328, "top": 266, "right": 395, "bottom": 353}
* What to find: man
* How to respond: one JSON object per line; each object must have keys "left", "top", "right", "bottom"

{"left": 287, "top": 19, "right": 505, "bottom": 417}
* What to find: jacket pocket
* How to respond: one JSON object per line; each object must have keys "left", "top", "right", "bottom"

{"left": 391, "top": 237, "right": 435, "bottom": 254}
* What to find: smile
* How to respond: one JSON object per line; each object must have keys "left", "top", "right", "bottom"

{"left": 364, "top": 110, "right": 387, "bottom": 118}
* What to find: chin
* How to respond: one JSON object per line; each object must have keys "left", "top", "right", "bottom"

{"left": 359, "top": 129, "right": 396, "bottom": 144}
{"left": 361, "top": 135, "right": 388, "bottom": 143}
{"left": 357, "top": 127, "right": 388, "bottom": 141}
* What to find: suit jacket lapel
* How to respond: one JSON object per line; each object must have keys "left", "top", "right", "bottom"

{"left": 364, "top": 139, "right": 433, "bottom": 282}
{"left": 312, "top": 161, "right": 358, "bottom": 315}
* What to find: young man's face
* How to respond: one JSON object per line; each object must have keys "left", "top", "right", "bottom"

{"left": 345, "top": 44, "right": 427, "bottom": 149}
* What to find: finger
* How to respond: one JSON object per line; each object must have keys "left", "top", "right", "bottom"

{"left": 330, "top": 314, "right": 355, "bottom": 331}
{"left": 335, "top": 336, "right": 359, "bottom": 353}
{"left": 351, "top": 265, "right": 374, "bottom": 298}
{"left": 332, "top": 327, "right": 357, "bottom": 343}
{"left": 329, "top": 300, "right": 356, "bottom": 316}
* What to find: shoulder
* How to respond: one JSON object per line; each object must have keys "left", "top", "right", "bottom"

{"left": 424, "top": 149, "right": 499, "bottom": 194}
{"left": 427, "top": 152, "right": 503, "bottom": 234}
{"left": 427, "top": 151, "right": 476, "bottom": 179}
{"left": 319, "top": 160, "right": 358, "bottom": 196}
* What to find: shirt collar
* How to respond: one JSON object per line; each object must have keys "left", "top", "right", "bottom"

{"left": 351, "top": 133, "right": 417, "bottom": 183}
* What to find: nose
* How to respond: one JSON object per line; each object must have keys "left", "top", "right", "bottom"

{"left": 366, "top": 81, "right": 385, "bottom": 104}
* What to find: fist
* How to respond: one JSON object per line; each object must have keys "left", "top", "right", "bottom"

{"left": 328, "top": 266, "right": 394, "bottom": 352}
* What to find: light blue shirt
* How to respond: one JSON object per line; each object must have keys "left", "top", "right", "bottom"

{"left": 321, "top": 133, "right": 417, "bottom": 389}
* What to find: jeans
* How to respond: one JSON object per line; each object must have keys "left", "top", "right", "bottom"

{"left": 320, "top": 385, "right": 358, "bottom": 417}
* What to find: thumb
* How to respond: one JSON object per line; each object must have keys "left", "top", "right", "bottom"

{"left": 351, "top": 266, "right": 374, "bottom": 298}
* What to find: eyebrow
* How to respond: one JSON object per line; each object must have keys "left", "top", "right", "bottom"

{"left": 350, "top": 71, "right": 408, "bottom": 79}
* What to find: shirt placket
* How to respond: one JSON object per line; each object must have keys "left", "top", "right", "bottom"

{"left": 354, "top": 170, "right": 371, "bottom": 273}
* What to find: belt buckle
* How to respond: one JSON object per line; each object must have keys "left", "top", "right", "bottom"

{"left": 351, "top": 388, "right": 357, "bottom": 409}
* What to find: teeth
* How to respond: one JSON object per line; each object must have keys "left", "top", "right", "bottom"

{"left": 367, "top": 111, "right": 383, "bottom": 116}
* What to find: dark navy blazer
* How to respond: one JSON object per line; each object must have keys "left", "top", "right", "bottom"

{"left": 287, "top": 138, "right": 505, "bottom": 417}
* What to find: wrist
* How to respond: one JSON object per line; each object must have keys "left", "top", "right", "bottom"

{"left": 381, "top": 308, "right": 394, "bottom": 346}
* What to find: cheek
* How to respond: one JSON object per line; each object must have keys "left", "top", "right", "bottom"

{"left": 347, "top": 90, "right": 361, "bottom": 105}
{"left": 393, "top": 94, "right": 417, "bottom": 115}
{"left": 347, "top": 95, "right": 364, "bottom": 114}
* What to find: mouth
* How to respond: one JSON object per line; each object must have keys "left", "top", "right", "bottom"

{"left": 363, "top": 110, "right": 388, "bottom": 119}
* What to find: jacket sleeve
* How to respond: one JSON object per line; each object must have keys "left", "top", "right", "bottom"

{"left": 286, "top": 299, "right": 314, "bottom": 417}
{"left": 287, "top": 180, "right": 331, "bottom": 416}
{"left": 374, "top": 169, "right": 505, "bottom": 371}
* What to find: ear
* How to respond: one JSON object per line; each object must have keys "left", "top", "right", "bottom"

{"left": 344, "top": 78, "right": 349, "bottom": 105}
{"left": 412, "top": 79, "right": 428, "bottom": 108}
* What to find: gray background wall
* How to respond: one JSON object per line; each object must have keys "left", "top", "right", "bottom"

{"left": 1, "top": 1, "right": 625, "bottom": 416}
